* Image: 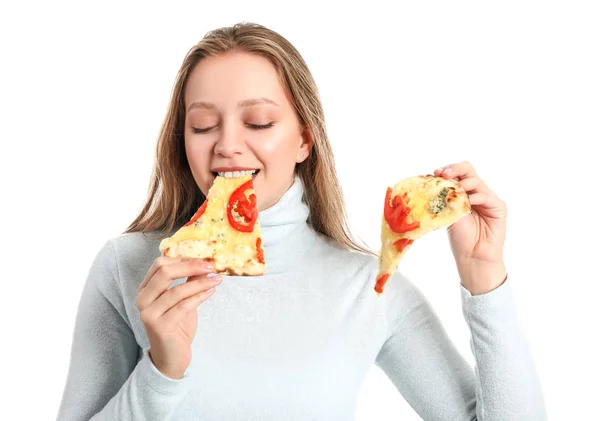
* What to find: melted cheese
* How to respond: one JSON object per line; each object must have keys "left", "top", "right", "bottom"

{"left": 159, "top": 175, "right": 265, "bottom": 276}
{"left": 377, "top": 175, "right": 471, "bottom": 292}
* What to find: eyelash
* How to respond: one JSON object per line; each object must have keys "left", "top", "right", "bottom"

{"left": 191, "top": 122, "right": 274, "bottom": 134}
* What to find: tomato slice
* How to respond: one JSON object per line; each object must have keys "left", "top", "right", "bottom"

{"left": 227, "top": 180, "right": 258, "bottom": 233}
{"left": 374, "top": 273, "right": 390, "bottom": 294}
{"left": 383, "top": 188, "right": 420, "bottom": 234}
{"left": 185, "top": 200, "right": 208, "bottom": 226}
{"left": 393, "top": 238, "right": 414, "bottom": 253}
{"left": 256, "top": 238, "right": 265, "bottom": 264}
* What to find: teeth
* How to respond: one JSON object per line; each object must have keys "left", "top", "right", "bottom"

{"left": 217, "top": 170, "right": 257, "bottom": 178}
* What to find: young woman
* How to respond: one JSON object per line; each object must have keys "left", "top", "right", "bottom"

{"left": 56, "top": 22, "right": 546, "bottom": 421}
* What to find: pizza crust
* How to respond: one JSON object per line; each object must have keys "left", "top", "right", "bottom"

{"left": 161, "top": 239, "right": 265, "bottom": 276}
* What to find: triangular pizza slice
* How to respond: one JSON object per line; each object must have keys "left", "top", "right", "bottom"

{"left": 159, "top": 174, "right": 266, "bottom": 276}
{"left": 375, "top": 175, "right": 471, "bottom": 294}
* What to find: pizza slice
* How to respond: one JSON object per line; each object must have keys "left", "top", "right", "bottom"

{"left": 159, "top": 174, "right": 266, "bottom": 276}
{"left": 375, "top": 174, "right": 471, "bottom": 294}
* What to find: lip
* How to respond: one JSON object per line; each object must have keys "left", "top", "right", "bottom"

{"left": 211, "top": 166, "right": 259, "bottom": 172}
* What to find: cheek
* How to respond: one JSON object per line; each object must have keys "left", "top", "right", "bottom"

{"left": 185, "top": 138, "right": 212, "bottom": 175}
{"left": 251, "top": 128, "right": 299, "bottom": 166}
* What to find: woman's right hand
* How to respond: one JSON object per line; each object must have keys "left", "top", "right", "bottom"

{"left": 136, "top": 257, "right": 222, "bottom": 379}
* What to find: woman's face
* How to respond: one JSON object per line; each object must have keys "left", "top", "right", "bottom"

{"left": 183, "top": 51, "right": 311, "bottom": 211}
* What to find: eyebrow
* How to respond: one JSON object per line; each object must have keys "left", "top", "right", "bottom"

{"left": 187, "top": 97, "right": 280, "bottom": 112}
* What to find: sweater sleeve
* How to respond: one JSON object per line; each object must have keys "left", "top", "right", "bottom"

{"left": 55, "top": 240, "right": 193, "bottom": 421}
{"left": 374, "top": 273, "right": 547, "bottom": 420}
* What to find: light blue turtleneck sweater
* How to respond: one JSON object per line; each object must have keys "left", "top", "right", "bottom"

{"left": 56, "top": 177, "right": 546, "bottom": 420}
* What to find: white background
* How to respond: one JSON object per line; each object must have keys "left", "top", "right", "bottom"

{"left": 1, "top": 1, "right": 598, "bottom": 420}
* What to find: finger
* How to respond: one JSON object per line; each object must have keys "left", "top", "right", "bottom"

{"left": 137, "top": 260, "right": 215, "bottom": 310}
{"left": 468, "top": 192, "right": 507, "bottom": 219}
{"left": 160, "top": 287, "right": 218, "bottom": 330}
{"left": 138, "top": 258, "right": 214, "bottom": 305}
{"left": 149, "top": 275, "right": 222, "bottom": 318}
{"left": 435, "top": 161, "right": 477, "bottom": 181}
{"left": 458, "top": 176, "right": 489, "bottom": 194}
{"left": 138, "top": 256, "right": 200, "bottom": 292}
{"left": 468, "top": 192, "right": 494, "bottom": 207}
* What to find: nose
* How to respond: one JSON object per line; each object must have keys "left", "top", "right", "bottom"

{"left": 214, "top": 123, "right": 246, "bottom": 157}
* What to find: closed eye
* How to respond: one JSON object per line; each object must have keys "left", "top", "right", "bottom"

{"left": 191, "top": 122, "right": 274, "bottom": 134}
{"left": 247, "top": 122, "right": 274, "bottom": 130}
{"left": 191, "top": 126, "right": 212, "bottom": 134}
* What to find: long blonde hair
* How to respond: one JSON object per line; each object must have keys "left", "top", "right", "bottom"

{"left": 125, "top": 22, "right": 372, "bottom": 255}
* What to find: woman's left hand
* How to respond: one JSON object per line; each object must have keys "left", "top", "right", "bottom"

{"left": 434, "top": 161, "right": 508, "bottom": 295}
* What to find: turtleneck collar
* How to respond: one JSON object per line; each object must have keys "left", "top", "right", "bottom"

{"left": 259, "top": 176, "right": 309, "bottom": 245}
{"left": 257, "top": 175, "right": 318, "bottom": 274}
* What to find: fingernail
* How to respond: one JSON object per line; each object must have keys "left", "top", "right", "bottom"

{"left": 204, "top": 262, "right": 215, "bottom": 270}
{"left": 209, "top": 275, "right": 222, "bottom": 283}
{"left": 443, "top": 168, "right": 453, "bottom": 175}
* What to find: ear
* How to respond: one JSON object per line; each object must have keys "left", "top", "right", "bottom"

{"left": 296, "top": 126, "right": 314, "bottom": 163}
